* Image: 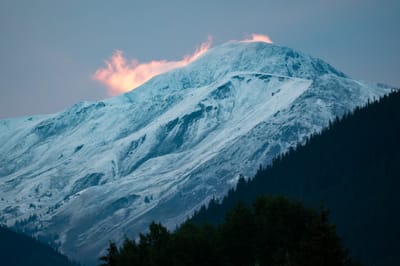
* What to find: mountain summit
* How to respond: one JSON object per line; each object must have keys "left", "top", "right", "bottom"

{"left": 0, "top": 42, "right": 393, "bottom": 264}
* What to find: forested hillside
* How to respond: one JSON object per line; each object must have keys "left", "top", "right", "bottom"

{"left": 0, "top": 226, "right": 78, "bottom": 266}
{"left": 192, "top": 89, "right": 400, "bottom": 266}
{"left": 100, "top": 195, "right": 359, "bottom": 266}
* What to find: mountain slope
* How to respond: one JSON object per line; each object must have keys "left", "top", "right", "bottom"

{"left": 0, "top": 42, "right": 394, "bottom": 264}
{"left": 192, "top": 90, "right": 400, "bottom": 266}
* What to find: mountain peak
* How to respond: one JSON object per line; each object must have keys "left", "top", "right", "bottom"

{"left": 0, "top": 42, "right": 392, "bottom": 265}
{"left": 122, "top": 41, "right": 346, "bottom": 100}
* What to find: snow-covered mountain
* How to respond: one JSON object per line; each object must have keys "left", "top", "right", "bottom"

{"left": 0, "top": 41, "right": 394, "bottom": 264}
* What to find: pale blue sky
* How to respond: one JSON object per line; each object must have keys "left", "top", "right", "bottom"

{"left": 0, "top": 0, "right": 399, "bottom": 118}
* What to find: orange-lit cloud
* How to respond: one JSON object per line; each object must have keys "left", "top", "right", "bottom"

{"left": 94, "top": 34, "right": 273, "bottom": 95}
{"left": 93, "top": 37, "right": 212, "bottom": 95}
{"left": 240, "top": 33, "right": 273, "bottom": 44}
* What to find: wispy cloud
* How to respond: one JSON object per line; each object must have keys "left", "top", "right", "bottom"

{"left": 93, "top": 37, "right": 212, "bottom": 95}
{"left": 93, "top": 33, "right": 273, "bottom": 95}
{"left": 241, "top": 33, "right": 273, "bottom": 44}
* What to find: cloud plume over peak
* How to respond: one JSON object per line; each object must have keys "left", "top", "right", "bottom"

{"left": 93, "top": 33, "right": 273, "bottom": 95}
{"left": 93, "top": 37, "right": 212, "bottom": 95}
{"left": 241, "top": 33, "right": 273, "bottom": 44}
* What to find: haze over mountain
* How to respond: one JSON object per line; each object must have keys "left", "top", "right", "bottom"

{"left": 0, "top": 41, "right": 394, "bottom": 264}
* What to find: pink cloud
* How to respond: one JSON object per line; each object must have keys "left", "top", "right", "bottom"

{"left": 241, "top": 33, "right": 273, "bottom": 44}
{"left": 93, "top": 34, "right": 273, "bottom": 95}
{"left": 93, "top": 37, "right": 212, "bottom": 95}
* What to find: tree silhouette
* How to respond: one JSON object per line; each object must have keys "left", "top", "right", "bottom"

{"left": 99, "top": 196, "right": 358, "bottom": 266}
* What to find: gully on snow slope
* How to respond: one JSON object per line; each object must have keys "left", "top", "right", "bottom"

{"left": 0, "top": 41, "right": 394, "bottom": 264}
